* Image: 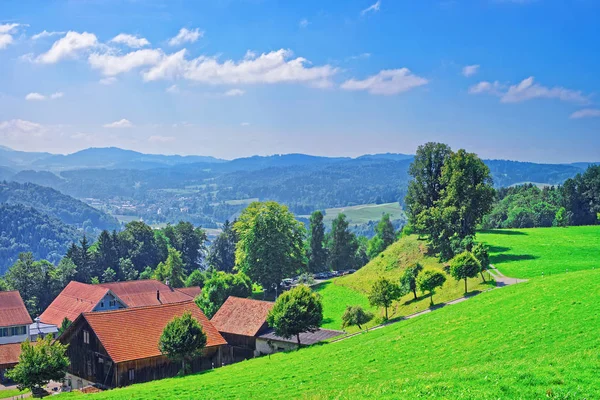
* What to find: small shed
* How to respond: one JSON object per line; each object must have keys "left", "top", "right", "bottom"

{"left": 256, "top": 328, "right": 344, "bottom": 354}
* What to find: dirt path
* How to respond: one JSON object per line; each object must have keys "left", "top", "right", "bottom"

{"left": 330, "top": 267, "right": 526, "bottom": 343}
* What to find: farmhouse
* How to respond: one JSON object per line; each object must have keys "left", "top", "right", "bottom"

{"left": 211, "top": 296, "right": 274, "bottom": 358}
{"left": 59, "top": 300, "right": 227, "bottom": 389}
{"left": 0, "top": 290, "right": 32, "bottom": 382}
{"left": 0, "top": 291, "right": 32, "bottom": 345}
{"left": 39, "top": 280, "right": 200, "bottom": 327}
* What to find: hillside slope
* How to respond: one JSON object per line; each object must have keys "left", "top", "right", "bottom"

{"left": 0, "top": 181, "right": 119, "bottom": 230}
{"left": 479, "top": 226, "right": 600, "bottom": 278}
{"left": 62, "top": 270, "right": 600, "bottom": 399}
{"left": 0, "top": 204, "right": 80, "bottom": 273}
{"left": 316, "top": 235, "right": 493, "bottom": 330}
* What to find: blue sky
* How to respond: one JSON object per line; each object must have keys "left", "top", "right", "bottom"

{"left": 0, "top": 0, "right": 599, "bottom": 162}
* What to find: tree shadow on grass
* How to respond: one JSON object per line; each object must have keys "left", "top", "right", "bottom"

{"left": 491, "top": 254, "right": 538, "bottom": 264}
{"left": 487, "top": 245, "right": 511, "bottom": 253}
{"left": 479, "top": 229, "right": 528, "bottom": 236}
{"left": 321, "top": 317, "right": 334, "bottom": 325}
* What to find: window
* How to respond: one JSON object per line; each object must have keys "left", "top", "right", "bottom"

{"left": 109, "top": 300, "right": 116, "bottom": 307}
{"left": 83, "top": 330, "right": 90, "bottom": 344}
{"left": 100, "top": 301, "right": 104, "bottom": 308}
{"left": 128, "top": 369, "right": 135, "bottom": 381}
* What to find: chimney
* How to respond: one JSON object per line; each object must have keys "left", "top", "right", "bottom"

{"left": 156, "top": 290, "right": 161, "bottom": 304}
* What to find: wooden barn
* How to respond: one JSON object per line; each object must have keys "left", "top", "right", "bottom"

{"left": 59, "top": 300, "right": 227, "bottom": 389}
{"left": 210, "top": 296, "right": 274, "bottom": 358}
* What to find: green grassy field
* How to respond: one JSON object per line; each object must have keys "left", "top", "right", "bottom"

{"left": 300, "top": 202, "right": 405, "bottom": 225}
{"left": 315, "top": 235, "right": 494, "bottom": 332}
{"left": 60, "top": 269, "right": 600, "bottom": 399}
{"left": 0, "top": 388, "right": 29, "bottom": 399}
{"left": 478, "top": 225, "right": 600, "bottom": 278}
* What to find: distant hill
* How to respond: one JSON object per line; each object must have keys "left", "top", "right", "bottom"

{"left": 0, "top": 181, "right": 119, "bottom": 230}
{"left": 0, "top": 203, "right": 80, "bottom": 274}
{"left": 0, "top": 146, "right": 224, "bottom": 171}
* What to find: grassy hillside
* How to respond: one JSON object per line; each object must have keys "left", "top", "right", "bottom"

{"left": 315, "top": 235, "right": 494, "bottom": 331}
{"left": 62, "top": 270, "right": 600, "bottom": 399}
{"left": 478, "top": 226, "right": 600, "bottom": 278}
{"left": 312, "top": 202, "right": 404, "bottom": 225}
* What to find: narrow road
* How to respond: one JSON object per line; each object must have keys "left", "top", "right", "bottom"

{"left": 330, "top": 267, "right": 526, "bottom": 343}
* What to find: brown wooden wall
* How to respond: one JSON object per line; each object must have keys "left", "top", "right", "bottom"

{"left": 114, "top": 346, "right": 222, "bottom": 387}
{"left": 60, "top": 319, "right": 116, "bottom": 387}
{"left": 221, "top": 332, "right": 256, "bottom": 350}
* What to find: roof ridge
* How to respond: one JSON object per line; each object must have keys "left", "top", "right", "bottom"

{"left": 228, "top": 296, "right": 274, "bottom": 304}
{"left": 83, "top": 299, "right": 195, "bottom": 317}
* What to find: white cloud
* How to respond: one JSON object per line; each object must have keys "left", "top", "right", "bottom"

{"left": 148, "top": 135, "right": 175, "bottom": 143}
{"left": 0, "top": 23, "right": 20, "bottom": 50}
{"left": 88, "top": 49, "right": 163, "bottom": 76}
{"left": 168, "top": 28, "right": 203, "bottom": 46}
{"left": 103, "top": 119, "right": 133, "bottom": 128}
{"left": 99, "top": 77, "right": 117, "bottom": 85}
{"left": 462, "top": 64, "right": 480, "bottom": 77}
{"left": 347, "top": 53, "right": 371, "bottom": 61}
{"left": 240, "top": 122, "right": 251, "bottom": 126}
{"left": 25, "top": 92, "right": 46, "bottom": 101}
{"left": 0, "top": 23, "right": 20, "bottom": 34}
{"left": 341, "top": 68, "right": 428, "bottom": 95}
{"left": 110, "top": 33, "right": 150, "bottom": 48}
{"left": 0, "top": 119, "right": 45, "bottom": 139}
{"left": 361, "top": 1, "right": 381, "bottom": 15}
{"left": 299, "top": 19, "right": 309, "bottom": 28}
{"left": 224, "top": 89, "right": 245, "bottom": 97}
{"left": 143, "top": 49, "right": 338, "bottom": 88}
{"left": 31, "top": 30, "right": 66, "bottom": 40}
{"left": 468, "top": 81, "right": 503, "bottom": 95}
{"left": 166, "top": 84, "right": 180, "bottom": 93}
{"left": 570, "top": 109, "right": 600, "bottom": 119}
{"left": 470, "top": 76, "right": 589, "bottom": 104}
{"left": 36, "top": 31, "right": 98, "bottom": 63}
{"left": 25, "top": 91, "right": 64, "bottom": 101}
{"left": 501, "top": 77, "right": 588, "bottom": 103}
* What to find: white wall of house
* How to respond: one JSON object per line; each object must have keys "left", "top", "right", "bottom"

{"left": 0, "top": 324, "right": 30, "bottom": 345}
{"left": 92, "top": 292, "right": 126, "bottom": 312}
{"left": 255, "top": 338, "right": 298, "bottom": 355}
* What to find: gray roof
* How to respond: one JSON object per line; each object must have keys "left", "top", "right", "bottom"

{"left": 30, "top": 321, "right": 59, "bottom": 336}
{"left": 257, "top": 328, "right": 343, "bottom": 345}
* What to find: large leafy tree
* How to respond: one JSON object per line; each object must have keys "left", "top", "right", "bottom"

{"left": 163, "top": 221, "right": 208, "bottom": 274}
{"left": 472, "top": 243, "right": 490, "bottom": 282}
{"left": 327, "top": 213, "right": 358, "bottom": 270}
{"left": 4, "top": 253, "right": 57, "bottom": 316}
{"left": 7, "top": 336, "right": 69, "bottom": 394}
{"left": 405, "top": 143, "right": 494, "bottom": 260}
{"left": 207, "top": 220, "right": 238, "bottom": 273}
{"left": 449, "top": 251, "right": 481, "bottom": 294}
{"left": 159, "top": 311, "right": 207, "bottom": 375}
{"left": 234, "top": 201, "right": 306, "bottom": 290}
{"left": 119, "top": 221, "right": 163, "bottom": 273}
{"left": 368, "top": 277, "right": 402, "bottom": 320}
{"left": 405, "top": 142, "right": 452, "bottom": 230}
{"left": 94, "top": 230, "right": 119, "bottom": 277}
{"left": 266, "top": 285, "right": 323, "bottom": 348}
{"left": 307, "top": 211, "right": 328, "bottom": 273}
{"left": 153, "top": 248, "right": 186, "bottom": 288}
{"left": 400, "top": 262, "right": 423, "bottom": 300}
{"left": 341, "top": 305, "right": 373, "bottom": 331}
{"left": 195, "top": 271, "right": 252, "bottom": 318}
{"left": 367, "top": 213, "right": 396, "bottom": 259}
{"left": 417, "top": 269, "right": 447, "bottom": 306}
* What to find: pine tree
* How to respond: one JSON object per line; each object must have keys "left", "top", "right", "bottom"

{"left": 307, "top": 211, "right": 328, "bottom": 273}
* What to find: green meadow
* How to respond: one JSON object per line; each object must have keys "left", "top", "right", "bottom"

{"left": 61, "top": 269, "right": 600, "bottom": 399}
{"left": 300, "top": 202, "right": 405, "bottom": 226}
{"left": 478, "top": 225, "right": 600, "bottom": 278}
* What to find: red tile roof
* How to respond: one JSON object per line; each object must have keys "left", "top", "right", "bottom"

{"left": 0, "top": 342, "right": 24, "bottom": 368}
{"left": 211, "top": 296, "right": 274, "bottom": 337}
{"left": 82, "top": 300, "right": 227, "bottom": 363}
{"left": 176, "top": 286, "right": 202, "bottom": 298}
{"left": 39, "top": 280, "right": 199, "bottom": 327}
{"left": 98, "top": 280, "right": 194, "bottom": 308}
{"left": 39, "top": 282, "right": 109, "bottom": 327}
{"left": 0, "top": 291, "right": 33, "bottom": 327}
